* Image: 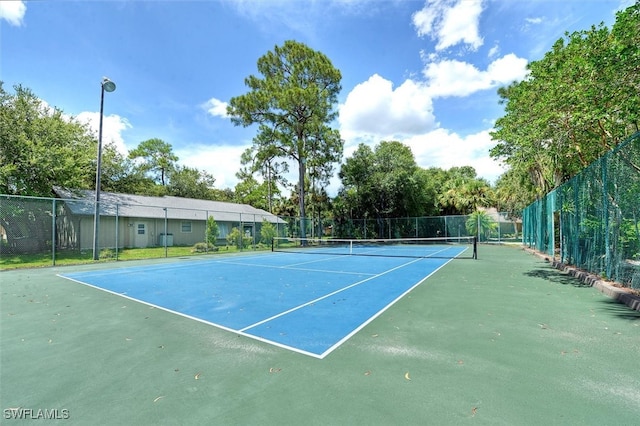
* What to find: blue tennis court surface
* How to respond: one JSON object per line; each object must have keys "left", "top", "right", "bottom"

{"left": 59, "top": 248, "right": 467, "bottom": 358}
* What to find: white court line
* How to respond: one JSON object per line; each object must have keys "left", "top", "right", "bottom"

{"left": 238, "top": 256, "right": 424, "bottom": 333}
{"left": 212, "top": 258, "right": 375, "bottom": 276}
{"left": 317, "top": 256, "right": 455, "bottom": 358}
{"left": 217, "top": 252, "right": 348, "bottom": 268}
{"left": 57, "top": 274, "right": 324, "bottom": 359}
{"left": 355, "top": 245, "right": 466, "bottom": 257}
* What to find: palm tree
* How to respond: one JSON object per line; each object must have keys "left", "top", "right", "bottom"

{"left": 466, "top": 210, "right": 498, "bottom": 241}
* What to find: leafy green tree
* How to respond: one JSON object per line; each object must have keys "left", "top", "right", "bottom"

{"left": 260, "top": 219, "right": 276, "bottom": 245}
{"left": 168, "top": 165, "right": 216, "bottom": 199}
{"left": 100, "top": 143, "right": 155, "bottom": 194}
{"left": 239, "top": 139, "right": 289, "bottom": 213}
{"left": 466, "top": 210, "right": 497, "bottom": 241}
{"left": 227, "top": 40, "right": 343, "bottom": 238}
{"left": 226, "top": 227, "right": 251, "bottom": 250}
{"left": 490, "top": 2, "right": 640, "bottom": 196}
{"left": 0, "top": 83, "right": 95, "bottom": 196}
{"left": 128, "top": 138, "right": 178, "bottom": 186}
{"left": 493, "top": 169, "right": 535, "bottom": 217}
{"left": 338, "top": 143, "right": 375, "bottom": 219}
{"left": 0, "top": 83, "right": 98, "bottom": 253}
{"left": 234, "top": 167, "right": 274, "bottom": 211}
{"left": 438, "top": 167, "right": 493, "bottom": 215}
{"left": 337, "top": 141, "right": 432, "bottom": 222}
{"left": 419, "top": 167, "right": 450, "bottom": 216}
{"left": 206, "top": 216, "right": 219, "bottom": 245}
{"left": 272, "top": 195, "right": 297, "bottom": 217}
{"left": 210, "top": 187, "right": 235, "bottom": 202}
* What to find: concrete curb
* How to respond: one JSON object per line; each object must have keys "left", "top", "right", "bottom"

{"left": 523, "top": 247, "right": 640, "bottom": 312}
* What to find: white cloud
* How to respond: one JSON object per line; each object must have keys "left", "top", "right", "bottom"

{"left": 525, "top": 17, "right": 543, "bottom": 25}
{"left": 76, "top": 111, "right": 132, "bottom": 154}
{"left": 203, "top": 97, "right": 229, "bottom": 118}
{"left": 403, "top": 128, "right": 505, "bottom": 183}
{"left": 422, "top": 53, "right": 529, "bottom": 97}
{"left": 412, "top": 0, "right": 485, "bottom": 51}
{"left": 423, "top": 59, "right": 484, "bottom": 97}
{"left": 337, "top": 51, "right": 527, "bottom": 185}
{"left": 488, "top": 44, "right": 500, "bottom": 58}
{"left": 486, "top": 54, "right": 530, "bottom": 86}
{"left": 412, "top": 1, "right": 441, "bottom": 36}
{"left": 336, "top": 127, "right": 505, "bottom": 190}
{"left": 0, "top": 0, "right": 26, "bottom": 26}
{"left": 176, "top": 143, "right": 249, "bottom": 190}
{"left": 338, "top": 74, "right": 436, "bottom": 140}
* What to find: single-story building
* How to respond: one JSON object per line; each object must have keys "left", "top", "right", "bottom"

{"left": 53, "top": 188, "right": 286, "bottom": 250}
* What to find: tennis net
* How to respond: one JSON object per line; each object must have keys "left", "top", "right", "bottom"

{"left": 272, "top": 236, "right": 477, "bottom": 259}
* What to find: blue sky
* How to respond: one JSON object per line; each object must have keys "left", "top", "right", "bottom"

{"left": 0, "top": 0, "right": 632, "bottom": 194}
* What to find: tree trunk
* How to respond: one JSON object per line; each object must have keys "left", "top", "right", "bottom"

{"left": 298, "top": 157, "right": 306, "bottom": 241}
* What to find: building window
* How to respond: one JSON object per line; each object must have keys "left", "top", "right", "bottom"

{"left": 181, "top": 221, "right": 192, "bottom": 233}
{"left": 137, "top": 224, "right": 145, "bottom": 235}
{"left": 218, "top": 223, "right": 228, "bottom": 238}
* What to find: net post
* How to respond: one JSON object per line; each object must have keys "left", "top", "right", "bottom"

{"left": 472, "top": 236, "right": 477, "bottom": 259}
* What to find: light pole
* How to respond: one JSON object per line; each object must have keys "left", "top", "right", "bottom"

{"left": 92, "top": 77, "right": 116, "bottom": 260}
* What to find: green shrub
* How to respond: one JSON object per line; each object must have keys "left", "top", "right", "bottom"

{"left": 260, "top": 220, "right": 276, "bottom": 245}
{"left": 192, "top": 242, "right": 218, "bottom": 253}
{"left": 206, "top": 217, "right": 219, "bottom": 245}
{"left": 99, "top": 248, "right": 116, "bottom": 259}
{"left": 226, "top": 227, "right": 252, "bottom": 250}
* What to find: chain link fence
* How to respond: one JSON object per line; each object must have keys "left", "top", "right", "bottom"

{"left": 0, "top": 194, "right": 284, "bottom": 265}
{"left": 274, "top": 210, "right": 520, "bottom": 242}
{"left": 1, "top": 193, "right": 521, "bottom": 267}
{"left": 523, "top": 131, "right": 640, "bottom": 290}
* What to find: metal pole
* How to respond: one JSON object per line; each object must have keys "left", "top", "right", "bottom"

{"left": 52, "top": 199, "right": 56, "bottom": 266}
{"left": 602, "top": 157, "right": 611, "bottom": 278}
{"left": 115, "top": 204, "right": 119, "bottom": 261}
{"left": 163, "top": 208, "right": 168, "bottom": 258}
{"left": 92, "top": 85, "right": 106, "bottom": 260}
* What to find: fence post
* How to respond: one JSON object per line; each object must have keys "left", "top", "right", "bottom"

{"left": 52, "top": 199, "right": 56, "bottom": 266}
{"left": 163, "top": 207, "right": 168, "bottom": 258}
{"left": 602, "top": 157, "right": 611, "bottom": 278}
{"left": 253, "top": 214, "right": 257, "bottom": 248}
{"left": 115, "top": 204, "right": 119, "bottom": 261}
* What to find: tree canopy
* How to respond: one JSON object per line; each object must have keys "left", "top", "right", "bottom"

{"left": 0, "top": 83, "right": 96, "bottom": 196}
{"left": 128, "top": 138, "right": 179, "bottom": 187}
{"left": 227, "top": 40, "right": 343, "bottom": 236}
{"left": 167, "top": 165, "right": 217, "bottom": 200}
{"left": 490, "top": 2, "right": 640, "bottom": 201}
{"left": 336, "top": 141, "right": 492, "bottom": 221}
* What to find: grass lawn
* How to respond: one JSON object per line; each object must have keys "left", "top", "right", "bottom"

{"left": 0, "top": 244, "right": 272, "bottom": 270}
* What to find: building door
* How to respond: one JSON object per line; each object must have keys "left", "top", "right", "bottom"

{"left": 134, "top": 222, "right": 148, "bottom": 247}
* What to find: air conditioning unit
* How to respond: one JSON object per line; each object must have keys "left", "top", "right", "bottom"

{"left": 158, "top": 233, "right": 173, "bottom": 246}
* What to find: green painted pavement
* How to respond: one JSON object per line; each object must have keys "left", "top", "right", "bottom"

{"left": 1, "top": 245, "right": 639, "bottom": 425}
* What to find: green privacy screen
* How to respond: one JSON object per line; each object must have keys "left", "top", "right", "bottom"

{"left": 523, "top": 131, "right": 640, "bottom": 290}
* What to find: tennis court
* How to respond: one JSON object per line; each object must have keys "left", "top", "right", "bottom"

{"left": 58, "top": 238, "right": 473, "bottom": 358}
{"left": 2, "top": 244, "right": 639, "bottom": 425}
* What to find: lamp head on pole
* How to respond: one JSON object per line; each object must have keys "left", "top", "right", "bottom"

{"left": 102, "top": 77, "right": 116, "bottom": 93}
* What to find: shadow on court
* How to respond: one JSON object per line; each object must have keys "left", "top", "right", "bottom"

{"left": 1, "top": 245, "right": 639, "bottom": 425}
{"left": 597, "top": 298, "right": 640, "bottom": 321}
{"left": 523, "top": 265, "right": 593, "bottom": 288}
